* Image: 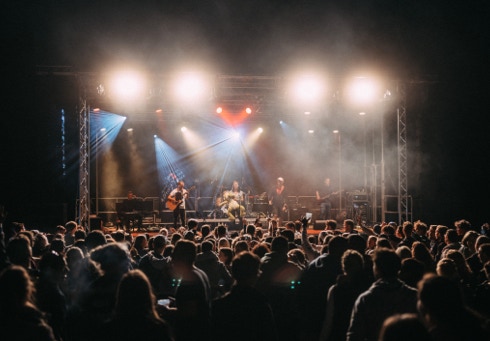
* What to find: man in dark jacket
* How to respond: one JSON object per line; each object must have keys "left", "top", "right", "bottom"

{"left": 346, "top": 248, "right": 418, "bottom": 341}
{"left": 211, "top": 251, "right": 278, "bottom": 341}
{"left": 195, "top": 239, "right": 232, "bottom": 299}
{"left": 256, "top": 236, "right": 303, "bottom": 341}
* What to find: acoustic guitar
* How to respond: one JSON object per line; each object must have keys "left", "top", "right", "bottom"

{"left": 166, "top": 186, "right": 195, "bottom": 211}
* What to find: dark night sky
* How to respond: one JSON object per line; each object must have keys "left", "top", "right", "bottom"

{"left": 1, "top": 1, "right": 489, "bottom": 230}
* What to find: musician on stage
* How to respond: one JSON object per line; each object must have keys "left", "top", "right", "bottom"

{"left": 223, "top": 180, "right": 246, "bottom": 221}
{"left": 316, "top": 177, "right": 336, "bottom": 220}
{"left": 127, "top": 190, "right": 137, "bottom": 200}
{"left": 269, "top": 177, "right": 288, "bottom": 225}
{"left": 168, "top": 180, "right": 189, "bottom": 229}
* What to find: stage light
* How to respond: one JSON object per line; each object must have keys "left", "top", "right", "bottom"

{"left": 96, "top": 84, "right": 105, "bottom": 96}
{"left": 181, "top": 126, "right": 188, "bottom": 132}
{"left": 279, "top": 120, "right": 284, "bottom": 124}
{"left": 155, "top": 108, "right": 163, "bottom": 114}
{"left": 308, "top": 129, "right": 314, "bottom": 134}
{"left": 93, "top": 108, "right": 100, "bottom": 113}
{"left": 257, "top": 127, "right": 263, "bottom": 133}
{"left": 346, "top": 77, "right": 379, "bottom": 106}
{"left": 110, "top": 71, "right": 146, "bottom": 100}
{"left": 304, "top": 111, "right": 311, "bottom": 115}
{"left": 154, "top": 134, "right": 157, "bottom": 138}
{"left": 333, "top": 129, "right": 339, "bottom": 134}
{"left": 216, "top": 106, "right": 223, "bottom": 114}
{"left": 245, "top": 107, "right": 252, "bottom": 114}
{"left": 291, "top": 75, "right": 325, "bottom": 103}
{"left": 127, "top": 128, "right": 133, "bottom": 132}
{"left": 383, "top": 89, "right": 392, "bottom": 101}
{"left": 174, "top": 72, "right": 207, "bottom": 102}
{"left": 100, "top": 128, "right": 107, "bottom": 132}
{"left": 359, "top": 112, "right": 366, "bottom": 116}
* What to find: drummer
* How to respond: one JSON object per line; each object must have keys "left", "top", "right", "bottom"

{"left": 222, "top": 180, "right": 246, "bottom": 220}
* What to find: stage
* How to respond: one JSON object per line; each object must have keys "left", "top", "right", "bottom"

{"left": 100, "top": 217, "right": 326, "bottom": 238}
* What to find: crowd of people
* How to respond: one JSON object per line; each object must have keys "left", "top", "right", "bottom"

{"left": 1, "top": 208, "right": 490, "bottom": 340}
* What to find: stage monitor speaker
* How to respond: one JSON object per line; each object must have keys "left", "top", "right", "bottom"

{"left": 89, "top": 216, "right": 103, "bottom": 231}
{"left": 160, "top": 210, "right": 174, "bottom": 224}
{"left": 314, "top": 220, "right": 328, "bottom": 230}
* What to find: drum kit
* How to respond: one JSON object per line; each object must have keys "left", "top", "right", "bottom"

{"left": 213, "top": 189, "right": 269, "bottom": 218}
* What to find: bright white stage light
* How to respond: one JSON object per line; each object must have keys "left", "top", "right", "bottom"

{"left": 347, "top": 77, "right": 379, "bottom": 105}
{"left": 181, "top": 126, "right": 188, "bottom": 132}
{"left": 174, "top": 73, "right": 207, "bottom": 102}
{"left": 291, "top": 75, "right": 324, "bottom": 103}
{"left": 111, "top": 71, "right": 146, "bottom": 100}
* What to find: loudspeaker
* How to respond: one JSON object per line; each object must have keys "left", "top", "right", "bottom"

{"left": 160, "top": 210, "right": 174, "bottom": 223}
{"left": 89, "top": 216, "right": 103, "bottom": 231}
{"left": 314, "top": 220, "right": 328, "bottom": 230}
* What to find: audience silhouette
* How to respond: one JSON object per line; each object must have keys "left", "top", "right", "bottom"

{"left": 1, "top": 215, "right": 490, "bottom": 341}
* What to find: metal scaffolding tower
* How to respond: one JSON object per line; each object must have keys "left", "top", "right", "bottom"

{"left": 397, "top": 82, "right": 409, "bottom": 223}
{"left": 78, "top": 78, "right": 90, "bottom": 229}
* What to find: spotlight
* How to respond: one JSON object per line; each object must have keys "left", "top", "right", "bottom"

{"left": 359, "top": 112, "right": 366, "bottom": 116}
{"left": 154, "top": 134, "right": 157, "bottom": 138}
{"left": 308, "top": 129, "right": 314, "bottom": 134}
{"left": 333, "top": 130, "right": 339, "bottom": 134}
{"left": 111, "top": 71, "right": 146, "bottom": 100}
{"left": 304, "top": 111, "right": 311, "bottom": 115}
{"left": 100, "top": 128, "right": 107, "bottom": 132}
{"left": 257, "top": 127, "right": 263, "bottom": 133}
{"left": 347, "top": 77, "right": 379, "bottom": 105}
{"left": 127, "top": 128, "right": 133, "bottom": 132}
{"left": 216, "top": 106, "right": 223, "bottom": 114}
{"left": 245, "top": 107, "right": 252, "bottom": 114}
{"left": 174, "top": 72, "right": 207, "bottom": 101}
{"left": 292, "top": 75, "right": 324, "bottom": 103}
{"left": 96, "top": 84, "right": 105, "bottom": 96}
{"left": 181, "top": 126, "right": 187, "bottom": 132}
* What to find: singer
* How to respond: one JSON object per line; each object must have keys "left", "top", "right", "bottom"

{"left": 167, "top": 180, "right": 189, "bottom": 229}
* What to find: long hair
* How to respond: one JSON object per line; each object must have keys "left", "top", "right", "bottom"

{"left": 114, "top": 269, "right": 160, "bottom": 320}
{"left": 0, "top": 265, "right": 36, "bottom": 313}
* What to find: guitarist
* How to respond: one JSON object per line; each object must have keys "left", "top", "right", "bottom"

{"left": 315, "top": 177, "right": 337, "bottom": 220}
{"left": 168, "top": 180, "right": 189, "bottom": 229}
